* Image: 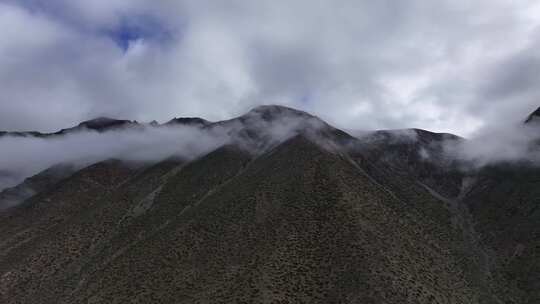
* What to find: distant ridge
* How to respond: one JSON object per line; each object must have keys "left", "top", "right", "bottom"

{"left": 165, "top": 117, "right": 211, "bottom": 127}
{"left": 2, "top": 104, "right": 539, "bottom": 138}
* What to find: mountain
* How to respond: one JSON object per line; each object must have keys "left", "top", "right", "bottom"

{"left": 55, "top": 117, "right": 137, "bottom": 135}
{"left": 0, "top": 105, "right": 538, "bottom": 304}
{"left": 524, "top": 106, "right": 540, "bottom": 124}
{"left": 166, "top": 117, "right": 211, "bottom": 127}
{"left": 0, "top": 117, "right": 137, "bottom": 138}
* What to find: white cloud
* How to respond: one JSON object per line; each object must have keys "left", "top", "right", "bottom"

{"left": 444, "top": 119, "right": 540, "bottom": 168}
{"left": 0, "top": 125, "right": 228, "bottom": 190}
{"left": 0, "top": 0, "right": 539, "bottom": 136}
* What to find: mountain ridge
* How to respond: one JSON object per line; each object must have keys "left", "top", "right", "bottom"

{"left": 2, "top": 104, "right": 539, "bottom": 140}
{"left": 525, "top": 106, "right": 540, "bottom": 124}
{"left": 0, "top": 105, "right": 461, "bottom": 139}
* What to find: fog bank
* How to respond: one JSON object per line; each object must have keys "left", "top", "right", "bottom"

{"left": 0, "top": 125, "right": 229, "bottom": 191}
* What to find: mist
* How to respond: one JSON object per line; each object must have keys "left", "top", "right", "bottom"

{"left": 0, "top": 107, "right": 333, "bottom": 194}
{"left": 1, "top": 105, "right": 538, "bottom": 200}
{"left": 348, "top": 117, "right": 540, "bottom": 170}
{"left": 0, "top": 125, "right": 230, "bottom": 191}
{"left": 444, "top": 119, "right": 540, "bottom": 168}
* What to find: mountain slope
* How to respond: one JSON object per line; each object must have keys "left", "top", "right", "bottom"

{"left": 0, "top": 136, "right": 496, "bottom": 303}
{"left": 0, "top": 163, "right": 77, "bottom": 209}
{"left": 354, "top": 128, "right": 464, "bottom": 198}
{"left": 461, "top": 162, "right": 540, "bottom": 304}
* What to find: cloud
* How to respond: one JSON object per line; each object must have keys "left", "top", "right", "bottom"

{"left": 0, "top": 125, "right": 229, "bottom": 191}
{"left": 0, "top": 0, "right": 539, "bottom": 137}
{"left": 0, "top": 107, "right": 332, "bottom": 192}
{"left": 443, "top": 119, "right": 540, "bottom": 168}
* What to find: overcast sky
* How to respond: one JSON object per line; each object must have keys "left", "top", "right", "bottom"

{"left": 0, "top": 0, "right": 539, "bottom": 136}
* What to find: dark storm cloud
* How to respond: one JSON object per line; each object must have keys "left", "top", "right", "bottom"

{"left": 0, "top": 0, "right": 539, "bottom": 136}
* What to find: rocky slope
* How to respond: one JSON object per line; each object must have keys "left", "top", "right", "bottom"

{"left": 0, "top": 105, "right": 538, "bottom": 303}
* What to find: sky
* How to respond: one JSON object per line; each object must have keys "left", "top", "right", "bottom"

{"left": 0, "top": 0, "right": 539, "bottom": 137}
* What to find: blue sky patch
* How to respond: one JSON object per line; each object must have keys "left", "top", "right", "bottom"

{"left": 6, "top": 1, "right": 177, "bottom": 52}
{"left": 105, "top": 14, "right": 173, "bottom": 52}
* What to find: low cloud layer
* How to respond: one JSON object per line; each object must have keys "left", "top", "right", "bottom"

{"left": 0, "top": 1, "right": 539, "bottom": 136}
{"left": 0, "top": 107, "right": 330, "bottom": 192}
{"left": 444, "top": 119, "right": 540, "bottom": 168}
{"left": 0, "top": 105, "right": 538, "bottom": 209}
{"left": 0, "top": 125, "right": 229, "bottom": 191}
{"left": 350, "top": 114, "right": 540, "bottom": 169}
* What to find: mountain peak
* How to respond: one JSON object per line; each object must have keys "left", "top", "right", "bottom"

{"left": 247, "top": 105, "right": 315, "bottom": 121}
{"left": 78, "top": 117, "right": 133, "bottom": 130}
{"left": 165, "top": 117, "right": 211, "bottom": 127}
{"left": 524, "top": 106, "right": 540, "bottom": 124}
{"left": 50, "top": 117, "right": 137, "bottom": 135}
